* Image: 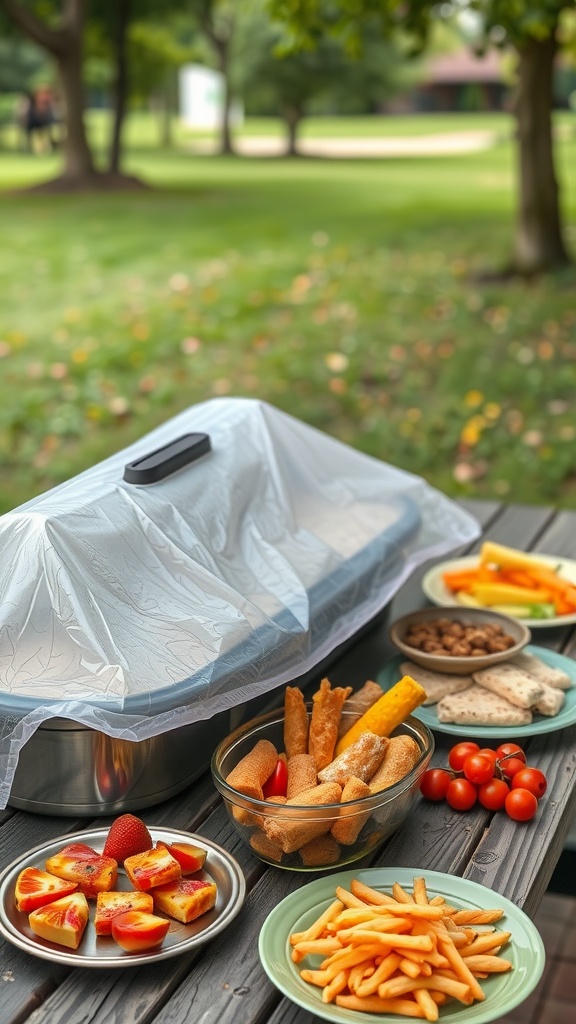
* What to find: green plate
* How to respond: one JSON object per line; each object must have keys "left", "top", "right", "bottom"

{"left": 378, "top": 645, "right": 576, "bottom": 739}
{"left": 258, "top": 866, "right": 545, "bottom": 1024}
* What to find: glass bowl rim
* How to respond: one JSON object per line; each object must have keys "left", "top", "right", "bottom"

{"left": 210, "top": 702, "right": 434, "bottom": 813}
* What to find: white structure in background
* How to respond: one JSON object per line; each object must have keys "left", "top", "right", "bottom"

{"left": 178, "top": 64, "right": 243, "bottom": 129}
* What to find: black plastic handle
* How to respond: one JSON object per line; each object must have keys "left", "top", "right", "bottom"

{"left": 123, "top": 433, "right": 211, "bottom": 484}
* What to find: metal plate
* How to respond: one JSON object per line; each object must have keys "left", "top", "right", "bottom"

{"left": 0, "top": 827, "right": 246, "bottom": 967}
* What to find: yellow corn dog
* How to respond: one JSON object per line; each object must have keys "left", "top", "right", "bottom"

{"left": 334, "top": 676, "right": 427, "bottom": 756}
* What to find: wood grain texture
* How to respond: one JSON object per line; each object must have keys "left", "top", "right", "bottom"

{"left": 1, "top": 502, "right": 575, "bottom": 1024}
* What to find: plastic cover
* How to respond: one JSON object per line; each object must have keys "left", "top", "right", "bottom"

{"left": 0, "top": 398, "right": 479, "bottom": 807}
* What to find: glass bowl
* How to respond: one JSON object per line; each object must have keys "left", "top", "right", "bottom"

{"left": 211, "top": 704, "right": 434, "bottom": 872}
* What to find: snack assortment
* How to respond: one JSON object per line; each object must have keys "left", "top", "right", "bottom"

{"left": 290, "top": 875, "right": 513, "bottom": 1019}
{"left": 220, "top": 675, "right": 429, "bottom": 869}
{"left": 402, "top": 649, "right": 572, "bottom": 727}
{"left": 13, "top": 816, "right": 216, "bottom": 954}
{"left": 442, "top": 541, "right": 576, "bottom": 619}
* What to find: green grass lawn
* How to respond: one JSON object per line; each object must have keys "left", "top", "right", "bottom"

{"left": 1, "top": 110, "right": 576, "bottom": 515}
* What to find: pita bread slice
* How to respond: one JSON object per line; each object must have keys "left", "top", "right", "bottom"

{"left": 510, "top": 651, "right": 572, "bottom": 690}
{"left": 400, "top": 661, "right": 473, "bottom": 706}
{"left": 472, "top": 663, "right": 543, "bottom": 709}
{"left": 532, "top": 681, "right": 565, "bottom": 717}
{"left": 437, "top": 685, "right": 533, "bottom": 726}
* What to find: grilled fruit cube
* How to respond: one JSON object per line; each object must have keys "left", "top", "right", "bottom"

{"left": 28, "top": 892, "right": 89, "bottom": 949}
{"left": 124, "top": 846, "right": 181, "bottom": 891}
{"left": 94, "top": 890, "right": 154, "bottom": 936}
{"left": 14, "top": 867, "right": 79, "bottom": 913}
{"left": 152, "top": 877, "right": 217, "bottom": 924}
{"left": 156, "top": 841, "right": 207, "bottom": 875}
{"left": 111, "top": 910, "right": 170, "bottom": 952}
{"left": 45, "top": 843, "right": 117, "bottom": 898}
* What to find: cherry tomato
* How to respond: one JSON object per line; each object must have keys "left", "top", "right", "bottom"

{"left": 478, "top": 778, "right": 509, "bottom": 811}
{"left": 505, "top": 788, "right": 538, "bottom": 822}
{"left": 463, "top": 754, "right": 495, "bottom": 785}
{"left": 499, "top": 756, "right": 526, "bottom": 780}
{"left": 446, "top": 778, "right": 477, "bottom": 811}
{"left": 478, "top": 748, "right": 498, "bottom": 764}
{"left": 420, "top": 769, "right": 452, "bottom": 802}
{"left": 511, "top": 767, "right": 547, "bottom": 799}
{"left": 262, "top": 757, "right": 288, "bottom": 798}
{"left": 448, "top": 742, "right": 480, "bottom": 772}
{"left": 495, "top": 742, "right": 526, "bottom": 763}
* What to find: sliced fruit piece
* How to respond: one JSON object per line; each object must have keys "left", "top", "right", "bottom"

{"left": 14, "top": 867, "right": 79, "bottom": 913}
{"left": 155, "top": 840, "right": 207, "bottom": 875}
{"left": 94, "top": 890, "right": 154, "bottom": 936}
{"left": 152, "top": 877, "right": 217, "bottom": 924}
{"left": 124, "top": 846, "right": 181, "bottom": 891}
{"left": 111, "top": 910, "right": 170, "bottom": 952}
{"left": 28, "top": 892, "right": 89, "bottom": 949}
{"left": 102, "top": 814, "right": 153, "bottom": 864}
{"left": 45, "top": 843, "right": 117, "bottom": 898}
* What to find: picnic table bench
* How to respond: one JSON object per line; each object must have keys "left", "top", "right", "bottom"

{"left": 0, "top": 498, "right": 575, "bottom": 1024}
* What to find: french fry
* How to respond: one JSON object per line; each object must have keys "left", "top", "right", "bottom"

{"left": 393, "top": 882, "right": 416, "bottom": 904}
{"left": 350, "top": 879, "right": 397, "bottom": 906}
{"left": 289, "top": 898, "right": 343, "bottom": 945}
{"left": 322, "top": 968, "right": 349, "bottom": 1003}
{"left": 459, "top": 931, "right": 511, "bottom": 957}
{"left": 291, "top": 877, "right": 514, "bottom": 1018}
{"left": 464, "top": 955, "right": 512, "bottom": 973}
{"left": 413, "top": 876, "right": 429, "bottom": 905}
{"left": 356, "top": 952, "right": 403, "bottom": 996}
{"left": 451, "top": 909, "right": 504, "bottom": 925}
{"left": 377, "top": 974, "right": 473, "bottom": 1005}
{"left": 291, "top": 937, "right": 342, "bottom": 963}
{"left": 336, "top": 994, "right": 427, "bottom": 1016}
{"left": 415, "top": 987, "right": 441, "bottom": 1021}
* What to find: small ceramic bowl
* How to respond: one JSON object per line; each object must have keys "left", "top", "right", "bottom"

{"left": 211, "top": 705, "right": 434, "bottom": 872}
{"left": 390, "top": 606, "right": 531, "bottom": 676}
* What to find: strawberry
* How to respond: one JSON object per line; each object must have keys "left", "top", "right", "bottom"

{"left": 102, "top": 814, "right": 153, "bottom": 864}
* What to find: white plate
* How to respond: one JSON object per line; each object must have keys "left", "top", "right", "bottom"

{"left": 0, "top": 827, "right": 246, "bottom": 967}
{"left": 422, "top": 553, "right": 576, "bottom": 627}
{"left": 259, "top": 866, "right": 545, "bottom": 1024}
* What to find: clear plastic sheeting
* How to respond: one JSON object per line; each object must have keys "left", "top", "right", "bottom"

{"left": 0, "top": 398, "right": 480, "bottom": 807}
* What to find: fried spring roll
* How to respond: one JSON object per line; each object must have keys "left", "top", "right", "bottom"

{"left": 299, "top": 833, "right": 341, "bottom": 867}
{"left": 263, "top": 781, "right": 342, "bottom": 853}
{"left": 331, "top": 776, "right": 372, "bottom": 845}
{"left": 284, "top": 686, "right": 309, "bottom": 759}
{"left": 308, "top": 678, "right": 352, "bottom": 770}
{"left": 287, "top": 753, "right": 318, "bottom": 799}
{"left": 338, "top": 681, "right": 384, "bottom": 737}
{"left": 368, "top": 735, "right": 421, "bottom": 793}
{"left": 318, "top": 731, "right": 388, "bottom": 786}
{"left": 226, "top": 737, "right": 278, "bottom": 824}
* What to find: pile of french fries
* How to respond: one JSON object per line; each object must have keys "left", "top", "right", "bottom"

{"left": 289, "top": 876, "right": 512, "bottom": 1020}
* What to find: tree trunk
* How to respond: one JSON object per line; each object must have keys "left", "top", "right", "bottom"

{"left": 283, "top": 106, "right": 302, "bottom": 156}
{"left": 215, "top": 38, "right": 234, "bottom": 156}
{"left": 57, "top": 42, "right": 95, "bottom": 181}
{"left": 512, "top": 33, "right": 571, "bottom": 273}
{"left": 108, "top": 0, "right": 131, "bottom": 175}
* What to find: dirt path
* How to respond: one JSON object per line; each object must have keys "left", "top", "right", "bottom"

{"left": 190, "top": 130, "right": 497, "bottom": 158}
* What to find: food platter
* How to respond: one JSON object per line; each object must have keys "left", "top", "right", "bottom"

{"left": 0, "top": 827, "right": 246, "bottom": 967}
{"left": 258, "top": 866, "right": 545, "bottom": 1024}
{"left": 422, "top": 554, "right": 576, "bottom": 628}
{"left": 378, "top": 645, "right": 576, "bottom": 738}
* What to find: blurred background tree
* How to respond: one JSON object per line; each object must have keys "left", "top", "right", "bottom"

{"left": 268, "top": 0, "right": 576, "bottom": 276}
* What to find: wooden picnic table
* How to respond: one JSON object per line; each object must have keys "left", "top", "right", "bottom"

{"left": 1, "top": 498, "right": 575, "bottom": 1024}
